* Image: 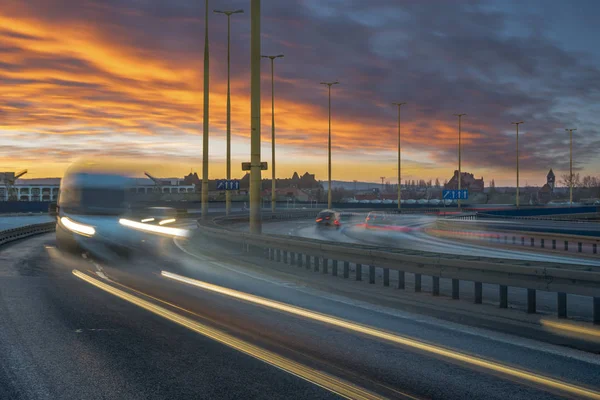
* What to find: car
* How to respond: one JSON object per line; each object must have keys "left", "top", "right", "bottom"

{"left": 365, "top": 211, "right": 390, "bottom": 227}
{"left": 315, "top": 209, "right": 342, "bottom": 229}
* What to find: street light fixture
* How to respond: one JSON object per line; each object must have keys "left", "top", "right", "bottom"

{"left": 214, "top": 9, "right": 244, "bottom": 216}
{"left": 511, "top": 121, "right": 524, "bottom": 208}
{"left": 262, "top": 54, "right": 284, "bottom": 212}
{"left": 392, "top": 102, "right": 407, "bottom": 210}
{"left": 565, "top": 128, "right": 577, "bottom": 207}
{"left": 320, "top": 81, "right": 339, "bottom": 209}
{"left": 453, "top": 113, "right": 467, "bottom": 209}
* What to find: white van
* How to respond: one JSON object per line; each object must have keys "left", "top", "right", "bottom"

{"left": 55, "top": 161, "right": 187, "bottom": 261}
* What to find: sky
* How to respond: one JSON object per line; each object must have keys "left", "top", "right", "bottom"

{"left": 1, "top": 0, "right": 599, "bottom": 186}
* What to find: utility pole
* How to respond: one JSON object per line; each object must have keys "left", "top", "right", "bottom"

{"left": 320, "top": 81, "right": 339, "bottom": 209}
{"left": 380, "top": 176, "right": 385, "bottom": 194}
{"left": 511, "top": 121, "right": 524, "bottom": 208}
{"left": 249, "top": 0, "right": 262, "bottom": 233}
{"left": 566, "top": 128, "right": 577, "bottom": 207}
{"left": 201, "top": 0, "right": 210, "bottom": 220}
{"left": 214, "top": 8, "right": 244, "bottom": 216}
{"left": 453, "top": 113, "right": 466, "bottom": 209}
{"left": 261, "top": 54, "right": 284, "bottom": 213}
{"left": 392, "top": 102, "right": 406, "bottom": 210}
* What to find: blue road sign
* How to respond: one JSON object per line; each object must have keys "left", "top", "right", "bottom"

{"left": 442, "top": 189, "right": 468, "bottom": 200}
{"left": 216, "top": 180, "right": 240, "bottom": 191}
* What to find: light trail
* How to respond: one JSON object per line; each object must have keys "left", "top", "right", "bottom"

{"left": 161, "top": 270, "right": 600, "bottom": 400}
{"left": 72, "top": 269, "right": 388, "bottom": 400}
{"left": 541, "top": 319, "right": 600, "bottom": 339}
{"left": 119, "top": 218, "right": 189, "bottom": 238}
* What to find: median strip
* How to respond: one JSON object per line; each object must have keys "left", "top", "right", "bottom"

{"left": 161, "top": 270, "right": 600, "bottom": 400}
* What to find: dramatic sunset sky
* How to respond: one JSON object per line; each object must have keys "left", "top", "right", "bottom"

{"left": 1, "top": 0, "right": 599, "bottom": 185}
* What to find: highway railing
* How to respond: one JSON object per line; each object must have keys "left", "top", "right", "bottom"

{"left": 0, "top": 222, "right": 56, "bottom": 246}
{"left": 434, "top": 219, "right": 600, "bottom": 255}
{"left": 197, "top": 214, "right": 600, "bottom": 325}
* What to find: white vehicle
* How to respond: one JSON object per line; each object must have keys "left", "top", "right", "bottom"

{"left": 370, "top": 199, "right": 382, "bottom": 204}
{"left": 405, "top": 199, "right": 416, "bottom": 205}
{"left": 55, "top": 161, "right": 187, "bottom": 261}
{"left": 417, "top": 199, "right": 427, "bottom": 204}
{"left": 382, "top": 199, "right": 393, "bottom": 204}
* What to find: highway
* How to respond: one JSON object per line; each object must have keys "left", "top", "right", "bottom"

{"left": 1, "top": 222, "right": 600, "bottom": 399}
{"left": 257, "top": 215, "right": 600, "bottom": 267}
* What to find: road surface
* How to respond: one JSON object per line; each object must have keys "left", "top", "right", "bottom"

{"left": 1, "top": 228, "right": 599, "bottom": 399}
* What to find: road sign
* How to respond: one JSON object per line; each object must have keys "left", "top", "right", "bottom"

{"left": 443, "top": 189, "right": 468, "bottom": 200}
{"left": 216, "top": 180, "right": 240, "bottom": 190}
{"left": 241, "top": 162, "right": 268, "bottom": 171}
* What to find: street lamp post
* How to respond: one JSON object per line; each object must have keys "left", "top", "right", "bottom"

{"left": 566, "top": 128, "right": 577, "bottom": 207}
{"left": 320, "top": 81, "right": 339, "bottom": 209}
{"left": 201, "top": 0, "right": 210, "bottom": 220}
{"left": 453, "top": 113, "right": 466, "bottom": 209}
{"left": 511, "top": 121, "right": 524, "bottom": 208}
{"left": 262, "top": 54, "right": 284, "bottom": 213}
{"left": 214, "top": 9, "right": 244, "bottom": 216}
{"left": 392, "top": 102, "right": 406, "bottom": 210}
{"left": 249, "top": 0, "right": 261, "bottom": 233}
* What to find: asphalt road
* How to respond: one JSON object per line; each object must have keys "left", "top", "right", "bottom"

{"left": 1, "top": 228, "right": 600, "bottom": 399}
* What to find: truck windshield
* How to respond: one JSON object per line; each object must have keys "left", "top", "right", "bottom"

{"left": 59, "top": 187, "right": 127, "bottom": 215}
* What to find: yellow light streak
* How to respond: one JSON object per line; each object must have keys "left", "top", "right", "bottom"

{"left": 541, "top": 320, "right": 600, "bottom": 339}
{"left": 71, "top": 269, "right": 386, "bottom": 400}
{"left": 141, "top": 218, "right": 155, "bottom": 223}
{"left": 158, "top": 218, "right": 176, "bottom": 226}
{"left": 161, "top": 271, "right": 600, "bottom": 400}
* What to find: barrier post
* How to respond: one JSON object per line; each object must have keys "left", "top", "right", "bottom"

{"left": 474, "top": 282, "right": 482, "bottom": 304}
{"left": 355, "top": 264, "right": 362, "bottom": 281}
{"left": 322, "top": 258, "right": 328, "bottom": 274}
{"left": 499, "top": 285, "right": 508, "bottom": 308}
{"left": 564, "top": 241, "right": 568, "bottom": 251}
{"left": 594, "top": 298, "right": 600, "bottom": 325}
{"left": 552, "top": 239, "right": 556, "bottom": 249}
{"left": 527, "top": 289, "right": 536, "bottom": 314}
{"left": 452, "top": 279, "right": 459, "bottom": 299}
{"left": 398, "top": 271, "right": 405, "bottom": 289}
{"left": 383, "top": 268, "right": 390, "bottom": 286}
{"left": 578, "top": 242, "right": 582, "bottom": 253}
{"left": 541, "top": 239, "right": 544, "bottom": 248}
{"left": 414, "top": 274, "right": 421, "bottom": 292}
{"left": 432, "top": 276, "right": 440, "bottom": 296}
{"left": 557, "top": 293, "right": 567, "bottom": 318}
{"left": 343, "top": 261, "right": 350, "bottom": 278}
{"left": 369, "top": 265, "right": 375, "bottom": 284}
{"left": 332, "top": 260, "right": 338, "bottom": 276}
{"left": 313, "top": 256, "right": 320, "bottom": 272}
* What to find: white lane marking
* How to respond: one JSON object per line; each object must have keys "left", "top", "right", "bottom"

{"left": 173, "top": 238, "right": 600, "bottom": 366}
{"left": 90, "top": 260, "right": 109, "bottom": 280}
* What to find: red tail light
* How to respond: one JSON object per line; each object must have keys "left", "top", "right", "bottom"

{"left": 316, "top": 218, "right": 323, "bottom": 222}
{"left": 325, "top": 216, "right": 330, "bottom": 220}
{"left": 334, "top": 219, "right": 340, "bottom": 226}
{"left": 366, "top": 217, "right": 370, "bottom": 221}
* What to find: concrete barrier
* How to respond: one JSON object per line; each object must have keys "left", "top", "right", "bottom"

{"left": 0, "top": 222, "right": 56, "bottom": 246}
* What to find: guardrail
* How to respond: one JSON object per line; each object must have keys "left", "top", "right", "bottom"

{"left": 198, "top": 214, "right": 600, "bottom": 324}
{"left": 0, "top": 222, "right": 56, "bottom": 246}
{"left": 435, "top": 219, "right": 600, "bottom": 255}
